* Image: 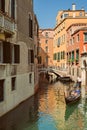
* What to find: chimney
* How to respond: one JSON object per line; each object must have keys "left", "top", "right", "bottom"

{"left": 72, "top": 3, "right": 76, "bottom": 10}
{"left": 81, "top": 7, "right": 84, "bottom": 10}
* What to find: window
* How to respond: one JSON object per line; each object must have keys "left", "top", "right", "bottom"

{"left": 61, "top": 51, "right": 63, "bottom": 59}
{"left": 29, "top": 74, "right": 32, "bottom": 83}
{"left": 11, "top": 44, "right": 20, "bottom": 64}
{"left": 70, "top": 39, "right": 72, "bottom": 44}
{"left": 28, "top": 50, "right": 34, "bottom": 64}
{"left": 84, "top": 33, "right": 87, "bottom": 42}
{"left": 45, "top": 32, "right": 48, "bottom": 37}
{"left": 11, "top": 0, "right": 15, "bottom": 19}
{"left": 45, "top": 46, "right": 48, "bottom": 52}
{"left": 0, "top": 0, "right": 5, "bottom": 12}
{"left": 57, "top": 37, "right": 60, "bottom": 47}
{"left": 79, "top": 12, "right": 82, "bottom": 16}
{"left": 29, "top": 14, "right": 33, "bottom": 38}
{"left": 63, "top": 51, "right": 65, "bottom": 59}
{"left": 46, "top": 56, "right": 48, "bottom": 63}
{"left": 0, "top": 79, "right": 4, "bottom": 102}
{"left": 76, "top": 49, "right": 79, "bottom": 61}
{"left": 73, "top": 37, "right": 75, "bottom": 44}
{"left": 77, "top": 34, "right": 79, "bottom": 42}
{"left": 11, "top": 77, "right": 16, "bottom": 91}
{"left": 72, "top": 51, "right": 74, "bottom": 62}
{"left": 45, "top": 40, "right": 48, "bottom": 44}
{"left": 64, "top": 13, "right": 68, "bottom": 18}
{"left": 3, "top": 41, "right": 11, "bottom": 63}
{"left": 38, "top": 56, "right": 41, "bottom": 64}
{"left": 14, "top": 45, "right": 20, "bottom": 63}
{"left": 57, "top": 52, "right": 60, "bottom": 61}
{"left": 0, "top": 41, "right": 20, "bottom": 64}
{"left": 53, "top": 53, "right": 57, "bottom": 60}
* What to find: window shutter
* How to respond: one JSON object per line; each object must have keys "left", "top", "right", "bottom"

{"left": 31, "top": 19, "right": 33, "bottom": 38}
{"left": 0, "top": 80, "right": 4, "bottom": 101}
{"left": 31, "top": 50, "right": 34, "bottom": 63}
{"left": 14, "top": 45, "right": 20, "bottom": 63}
{"left": 29, "top": 16, "right": 33, "bottom": 38}
{"left": 3, "top": 41, "right": 11, "bottom": 63}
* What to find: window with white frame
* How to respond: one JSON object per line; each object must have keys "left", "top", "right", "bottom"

{"left": 84, "top": 33, "right": 87, "bottom": 42}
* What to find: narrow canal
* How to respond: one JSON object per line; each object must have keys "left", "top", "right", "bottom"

{"left": 0, "top": 79, "right": 87, "bottom": 130}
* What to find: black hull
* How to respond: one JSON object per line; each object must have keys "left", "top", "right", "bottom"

{"left": 58, "top": 76, "right": 72, "bottom": 82}
{"left": 65, "top": 94, "right": 81, "bottom": 104}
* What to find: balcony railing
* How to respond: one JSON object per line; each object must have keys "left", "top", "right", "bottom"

{"left": 0, "top": 12, "right": 15, "bottom": 34}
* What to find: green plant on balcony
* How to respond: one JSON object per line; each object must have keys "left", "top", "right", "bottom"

{"left": 75, "top": 58, "right": 79, "bottom": 63}
{"left": 68, "top": 58, "right": 74, "bottom": 63}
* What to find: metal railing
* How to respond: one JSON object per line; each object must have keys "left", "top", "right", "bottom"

{"left": 0, "top": 12, "right": 15, "bottom": 33}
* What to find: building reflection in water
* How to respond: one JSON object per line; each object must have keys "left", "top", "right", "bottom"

{"left": 0, "top": 93, "right": 39, "bottom": 130}
{"left": 0, "top": 80, "right": 86, "bottom": 130}
{"left": 38, "top": 81, "right": 66, "bottom": 130}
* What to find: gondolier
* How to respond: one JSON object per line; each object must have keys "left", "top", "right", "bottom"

{"left": 77, "top": 76, "right": 82, "bottom": 89}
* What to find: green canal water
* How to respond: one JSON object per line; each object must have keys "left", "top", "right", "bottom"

{"left": 0, "top": 81, "right": 87, "bottom": 130}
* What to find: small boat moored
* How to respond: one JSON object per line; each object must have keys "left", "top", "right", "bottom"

{"left": 65, "top": 89, "right": 81, "bottom": 104}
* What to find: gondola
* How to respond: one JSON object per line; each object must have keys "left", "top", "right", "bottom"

{"left": 65, "top": 90, "right": 81, "bottom": 104}
{"left": 58, "top": 76, "right": 72, "bottom": 82}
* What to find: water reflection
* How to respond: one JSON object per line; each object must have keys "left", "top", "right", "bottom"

{"left": 0, "top": 80, "right": 87, "bottom": 130}
{"left": 0, "top": 94, "right": 39, "bottom": 130}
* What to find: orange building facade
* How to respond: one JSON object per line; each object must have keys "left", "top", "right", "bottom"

{"left": 66, "top": 24, "right": 87, "bottom": 81}
{"left": 38, "top": 29, "right": 54, "bottom": 68}
{"left": 53, "top": 4, "right": 87, "bottom": 71}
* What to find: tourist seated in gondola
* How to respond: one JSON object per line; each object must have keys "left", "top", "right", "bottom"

{"left": 71, "top": 87, "right": 80, "bottom": 97}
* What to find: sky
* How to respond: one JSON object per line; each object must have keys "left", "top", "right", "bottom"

{"left": 33, "top": 0, "right": 87, "bottom": 29}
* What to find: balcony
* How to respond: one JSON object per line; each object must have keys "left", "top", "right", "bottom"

{"left": 0, "top": 12, "right": 15, "bottom": 36}
{"left": 68, "top": 58, "right": 74, "bottom": 65}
